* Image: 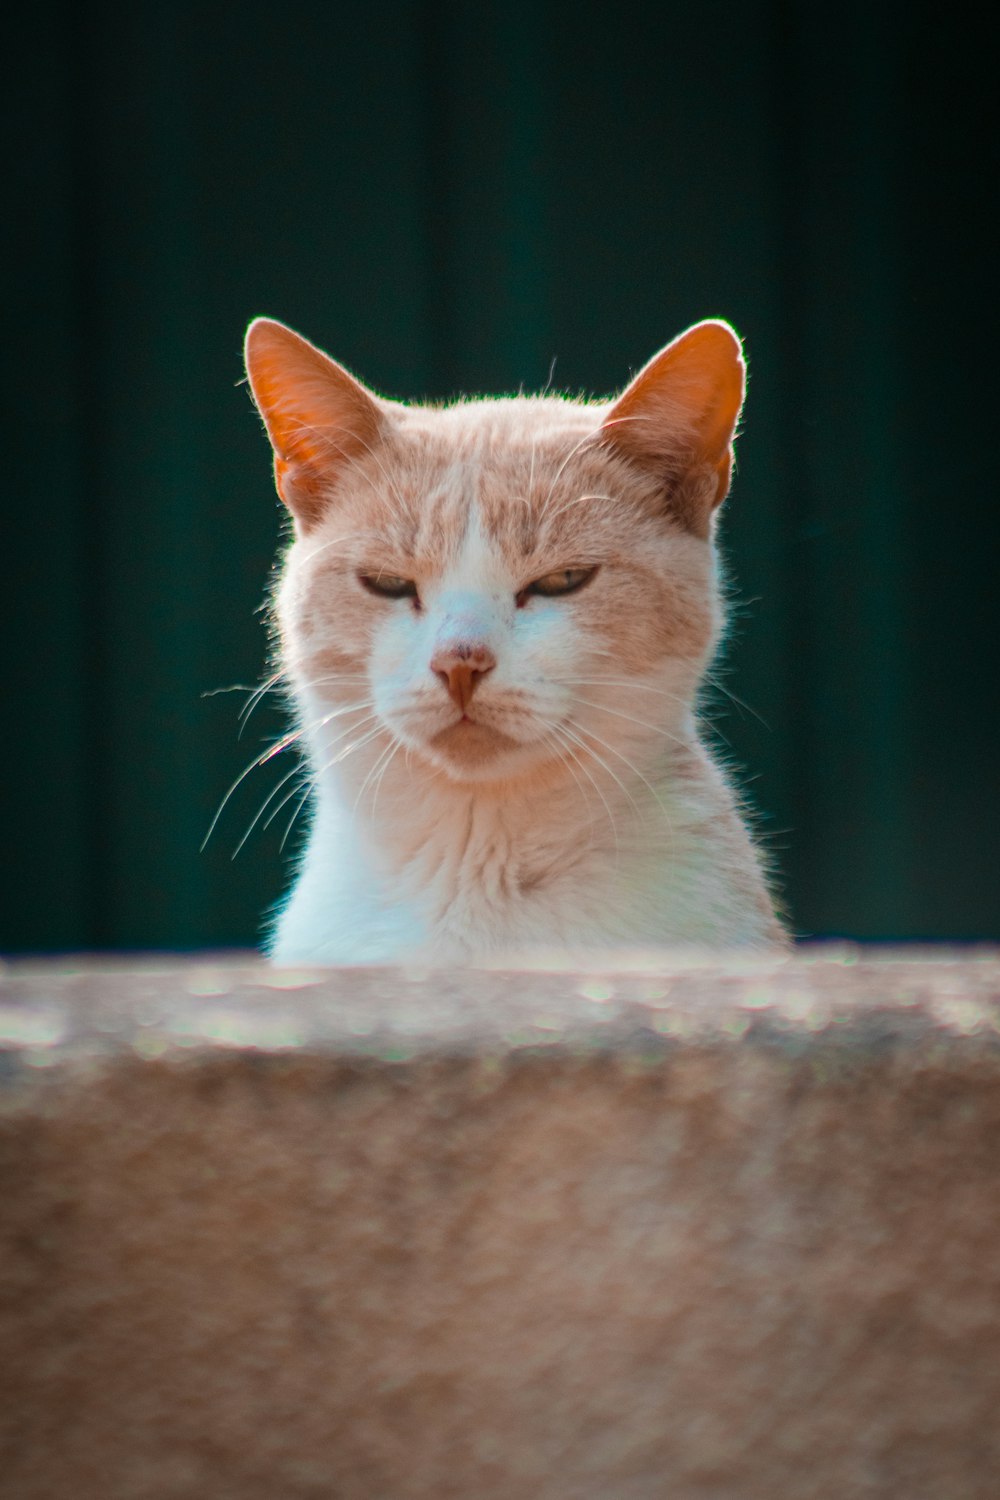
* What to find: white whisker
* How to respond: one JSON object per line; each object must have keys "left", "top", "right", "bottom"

{"left": 703, "top": 671, "right": 771, "bottom": 729}
{"left": 557, "top": 675, "right": 689, "bottom": 704}
{"left": 239, "top": 670, "right": 286, "bottom": 734}
{"left": 230, "top": 711, "right": 379, "bottom": 857}
{"left": 201, "top": 729, "right": 306, "bottom": 851}
{"left": 280, "top": 783, "right": 314, "bottom": 852}
{"left": 546, "top": 721, "right": 621, "bottom": 865}
{"left": 539, "top": 428, "right": 601, "bottom": 511}
{"left": 538, "top": 728, "right": 600, "bottom": 851}
{"left": 570, "top": 694, "right": 688, "bottom": 751}
{"left": 558, "top": 720, "right": 642, "bottom": 827}
{"left": 569, "top": 717, "right": 674, "bottom": 839}
{"left": 285, "top": 417, "right": 410, "bottom": 520}
{"left": 231, "top": 758, "right": 308, "bottom": 860}
{"left": 299, "top": 531, "right": 366, "bottom": 567}
{"left": 543, "top": 490, "right": 618, "bottom": 527}
{"left": 352, "top": 735, "right": 394, "bottom": 814}
{"left": 368, "top": 738, "right": 403, "bottom": 823}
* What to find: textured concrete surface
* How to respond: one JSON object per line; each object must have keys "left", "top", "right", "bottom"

{"left": 1, "top": 947, "right": 1000, "bottom": 1499}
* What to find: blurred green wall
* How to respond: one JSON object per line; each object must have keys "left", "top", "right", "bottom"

{"left": 4, "top": 0, "right": 997, "bottom": 951}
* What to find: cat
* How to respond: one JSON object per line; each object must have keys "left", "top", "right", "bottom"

{"left": 242, "top": 316, "right": 787, "bottom": 964}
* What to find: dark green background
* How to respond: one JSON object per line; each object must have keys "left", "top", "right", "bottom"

{"left": 5, "top": 1, "right": 997, "bottom": 952}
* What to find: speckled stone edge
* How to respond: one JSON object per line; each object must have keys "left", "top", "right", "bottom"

{"left": 2, "top": 946, "right": 998, "bottom": 1078}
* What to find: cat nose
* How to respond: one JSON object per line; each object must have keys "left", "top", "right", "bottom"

{"left": 430, "top": 643, "right": 497, "bottom": 711}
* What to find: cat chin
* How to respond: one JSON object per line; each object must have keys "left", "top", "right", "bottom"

{"left": 414, "top": 719, "right": 546, "bottom": 784}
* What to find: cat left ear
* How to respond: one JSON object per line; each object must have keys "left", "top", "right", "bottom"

{"left": 600, "top": 320, "right": 746, "bottom": 536}
{"left": 244, "top": 318, "right": 387, "bottom": 529}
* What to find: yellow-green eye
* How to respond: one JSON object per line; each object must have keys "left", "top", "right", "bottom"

{"left": 519, "top": 566, "right": 598, "bottom": 604}
{"left": 359, "top": 572, "right": 419, "bottom": 601}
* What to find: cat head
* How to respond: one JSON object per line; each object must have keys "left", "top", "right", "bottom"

{"left": 244, "top": 318, "right": 744, "bottom": 786}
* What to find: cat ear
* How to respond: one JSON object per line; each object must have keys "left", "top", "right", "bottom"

{"left": 600, "top": 320, "right": 746, "bottom": 535}
{"left": 244, "top": 318, "right": 386, "bottom": 528}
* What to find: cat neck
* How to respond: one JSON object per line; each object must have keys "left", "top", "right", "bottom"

{"left": 277, "top": 699, "right": 779, "bottom": 963}
{"left": 309, "top": 707, "right": 704, "bottom": 890}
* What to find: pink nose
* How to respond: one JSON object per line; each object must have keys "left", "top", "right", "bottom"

{"left": 430, "top": 642, "right": 497, "bottom": 712}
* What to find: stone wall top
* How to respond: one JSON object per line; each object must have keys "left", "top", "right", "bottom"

{"left": 2, "top": 946, "right": 998, "bottom": 1075}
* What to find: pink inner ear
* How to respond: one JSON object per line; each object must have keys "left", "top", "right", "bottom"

{"left": 601, "top": 320, "right": 746, "bottom": 520}
{"left": 244, "top": 318, "right": 384, "bottom": 526}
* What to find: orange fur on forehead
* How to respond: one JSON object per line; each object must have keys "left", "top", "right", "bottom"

{"left": 302, "top": 400, "right": 688, "bottom": 580}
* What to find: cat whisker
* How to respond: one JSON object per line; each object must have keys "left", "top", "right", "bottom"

{"left": 201, "top": 682, "right": 264, "bottom": 699}
{"left": 596, "top": 412, "right": 656, "bottom": 436}
{"left": 201, "top": 727, "right": 310, "bottom": 851}
{"left": 200, "top": 676, "right": 288, "bottom": 740}
{"left": 702, "top": 671, "right": 771, "bottom": 729}
{"left": 364, "top": 736, "right": 403, "bottom": 824}
{"left": 292, "top": 680, "right": 374, "bottom": 714}
{"left": 346, "top": 729, "right": 395, "bottom": 816}
{"left": 231, "top": 758, "right": 311, "bottom": 860}
{"left": 570, "top": 694, "right": 689, "bottom": 751}
{"left": 558, "top": 675, "right": 692, "bottom": 704}
{"left": 285, "top": 417, "right": 411, "bottom": 521}
{"left": 299, "top": 531, "right": 367, "bottom": 567}
{"left": 311, "top": 698, "right": 377, "bottom": 729}
{"left": 538, "top": 728, "right": 601, "bottom": 850}
{"left": 538, "top": 412, "right": 648, "bottom": 517}
{"left": 351, "top": 734, "right": 396, "bottom": 815}
{"left": 567, "top": 678, "right": 736, "bottom": 751}
{"left": 206, "top": 700, "right": 378, "bottom": 854}
{"left": 558, "top": 719, "right": 643, "bottom": 829}
{"left": 279, "top": 782, "right": 314, "bottom": 852}
{"left": 238, "top": 670, "right": 288, "bottom": 735}
{"left": 277, "top": 721, "right": 389, "bottom": 848}
{"left": 280, "top": 700, "right": 376, "bottom": 746}
{"left": 544, "top": 720, "right": 622, "bottom": 866}
{"left": 539, "top": 429, "right": 601, "bottom": 512}
{"left": 230, "top": 712, "right": 381, "bottom": 857}
{"left": 256, "top": 728, "right": 305, "bottom": 764}
{"left": 568, "top": 717, "right": 675, "bottom": 839}
{"left": 264, "top": 771, "right": 313, "bottom": 841}
{"left": 327, "top": 720, "right": 388, "bottom": 769}
{"left": 543, "top": 491, "right": 618, "bottom": 528}
{"left": 204, "top": 666, "right": 371, "bottom": 762}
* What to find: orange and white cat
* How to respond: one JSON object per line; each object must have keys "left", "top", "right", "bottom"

{"left": 244, "top": 317, "right": 786, "bottom": 963}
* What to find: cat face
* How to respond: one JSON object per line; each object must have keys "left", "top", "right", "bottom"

{"left": 246, "top": 320, "right": 744, "bottom": 788}
{"left": 277, "top": 407, "right": 717, "bottom": 783}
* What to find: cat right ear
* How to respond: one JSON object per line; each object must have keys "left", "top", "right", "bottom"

{"left": 599, "top": 320, "right": 746, "bottom": 537}
{"left": 244, "top": 318, "right": 386, "bottom": 529}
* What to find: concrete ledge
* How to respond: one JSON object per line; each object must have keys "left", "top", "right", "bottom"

{"left": 2, "top": 948, "right": 1000, "bottom": 1498}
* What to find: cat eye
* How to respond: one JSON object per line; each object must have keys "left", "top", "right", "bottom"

{"left": 359, "top": 572, "right": 419, "bottom": 601}
{"left": 518, "top": 566, "right": 598, "bottom": 604}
